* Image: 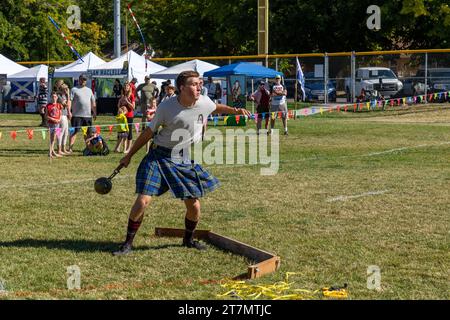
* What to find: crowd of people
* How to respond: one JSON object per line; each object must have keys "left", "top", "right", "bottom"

{"left": 37, "top": 73, "right": 288, "bottom": 159}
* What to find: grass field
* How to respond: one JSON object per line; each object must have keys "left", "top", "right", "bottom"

{"left": 0, "top": 105, "right": 449, "bottom": 300}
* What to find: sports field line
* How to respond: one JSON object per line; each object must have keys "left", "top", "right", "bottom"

{"left": 326, "top": 190, "right": 390, "bottom": 202}
{"left": 293, "top": 141, "right": 450, "bottom": 162}
{"left": 281, "top": 141, "right": 450, "bottom": 162}
{"left": 364, "top": 144, "right": 429, "bottom": 156}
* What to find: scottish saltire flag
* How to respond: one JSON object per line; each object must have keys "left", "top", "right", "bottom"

{"left": 296, "top": 57, "right": 306, "bottom": 101}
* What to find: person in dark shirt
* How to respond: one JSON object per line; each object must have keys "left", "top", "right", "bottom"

{"left": 37, "top": 77, "right": 48, "bottom": 126}
{"left": 113, "top": 79, "right": 123, "bottom": 97}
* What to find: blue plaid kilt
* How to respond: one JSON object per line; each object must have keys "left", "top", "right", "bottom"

{"left": 136, "top": 144, "right": 220, "bottom": 199}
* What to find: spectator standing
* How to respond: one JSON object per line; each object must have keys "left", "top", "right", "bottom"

{"left": 57, "top": 83, "right": 72, "bottom": 155}
{"left": 151, "top": 81, "right": 160, "bottom": 99}
{"left": 270, "top": 75, "right": 288, "bottom": 135}
{"left": 113, "top": 79, "right": 123, "bottom": 97}
{"left": 2, "top": 83, "right": 11, "bottom": 113}
{"left": 69, "top": 74, "right": 97, "bottom": 152}
{"left": 251, "top": 81, "right": 271, "bottom": 135}
{"left": 214, "top": 82, "right": 222, "bottom": 103}
{"left": 199, "top": 78, "right": 208, "bottom": 97}
{"left": 159, "top": 84, "right": 177, "bottom": 104}
{"left": 159, "top": 80, "right": 171, "bottom": 101}
{"left": 204, "top": 77, "right": 216, "bottom": 101}
{"left": 46, "top": 92, "right": 63, "bottom": 159}
{"left": 144, "top": 97, "right": 158, "bottom": 153}
{"left": 136, "top": 75, "right": 156, "bottom": 124}
{"left": 117, "top": 81, "right": 135, "bottom": 153}
{"left": 37, "top": 77, "right": 48, "bottom": 127}
{"left": 130, "top": 78, "right": 138, "bottom": 100}
{"left": 114, "top": 106, "right": 129, "bottom": 153}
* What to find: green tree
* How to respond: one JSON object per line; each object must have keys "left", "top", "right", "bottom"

{"left": 1, "top": 0, "right": 450, "bottom": 62}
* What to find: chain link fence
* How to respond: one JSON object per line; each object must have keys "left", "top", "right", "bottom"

{"left": 150, "top": 50, "right": 450, "bottom": 105}
{"left": 12, "top": 49, "right": 450, "bottom": 111}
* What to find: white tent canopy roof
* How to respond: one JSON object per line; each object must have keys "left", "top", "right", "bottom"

{"left": 0, "top": 54, "right": 28, "bottom": 77}
{"left": 54, "top": 52, "right": 105, "bottom": 78}
{"left": 88, "top": 50, "right": 166, "bottom": 83}
{"left": 151, "top": 59, "right": 220, "bottom": 79}
{"left": 8, "top": 64, "right": 48, "bottom": 82}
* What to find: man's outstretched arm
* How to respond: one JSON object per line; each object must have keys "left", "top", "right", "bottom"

{"left": 214, "top": 103, "right": 252, "bottom": 116}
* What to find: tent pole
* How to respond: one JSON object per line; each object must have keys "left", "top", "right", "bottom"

{"left": 251, "top": 78, "right": 254, "bottom": 114}
{"left": 295, "top": 75, "right": 298, "bottom": 118}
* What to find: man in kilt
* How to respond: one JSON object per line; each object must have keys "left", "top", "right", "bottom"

{"left": 113, "top": 71, "right": 251, "bottom": 255}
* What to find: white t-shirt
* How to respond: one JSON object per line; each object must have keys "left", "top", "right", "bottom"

{"left": 149, "top": 95, "right": 216, "bottom": 149}
{"left": 271, "top": 84, "right": 286, "bottom": 106}
{"left": 71, "top": 86, "right": 95, "bottom": 117}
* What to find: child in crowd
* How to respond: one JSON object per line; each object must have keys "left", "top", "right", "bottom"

{"left": 114, "top": 106, "right": 129, "bottom": 153}
{"left": 146, "top": 97, "right": 157, "bottom": 123}
{"left": 46, "top": 92, "right": 63, "bottom": 159}
{"left": 145, "top": 97, "right": 157, "bottom": 153}
{"left": 84, "top": 130, "right": 106, "bottom": 156}
{"left": 57, "top": 83, "right": 72, "bottom": 155}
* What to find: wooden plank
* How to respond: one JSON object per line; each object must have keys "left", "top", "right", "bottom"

{"left": 207, "top": 232, "right": 274, "bottom": 263}
{"left": 248, "top": 256, "right": 281, "bottom": 279}
{"left": 155, "top": 227, "right": 281, "bottom": 279}
{"left": 154, "top": 228, "right": 210, "bottom": 240}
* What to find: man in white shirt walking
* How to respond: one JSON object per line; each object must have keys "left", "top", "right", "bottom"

{"left": 270, "top": 75, "right": 288, "bottom": 135}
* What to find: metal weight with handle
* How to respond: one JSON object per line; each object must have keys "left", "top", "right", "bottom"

{"left": 94, "top": 164, "right": 125, "bottom": 195}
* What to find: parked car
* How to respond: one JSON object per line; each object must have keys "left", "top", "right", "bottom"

{"left": 285, "top": 73, "right": 337, "bottom": 102}
{"left": 345, "top": 67, "right": 403, "bottom": 101}
{"left": 414, "top": 68, "right": 450, "bottom": 94}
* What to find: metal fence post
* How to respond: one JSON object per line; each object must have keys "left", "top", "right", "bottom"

{"left": 351, "top": 51, "right": 356, "bottom": 103}
{"left": 324, "top": 53, "right": 329, "bottom": 105}
{"left": 424, "top": 52, "right": 428, "bottom": 102}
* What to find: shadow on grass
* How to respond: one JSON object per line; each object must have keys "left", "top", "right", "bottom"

{"left": 0, "top": 149, "right": 49, "bottom": 156}
{"left": 0, "top": 149, "right": 85, "bottom": 158}
{"left": 0, "top": 239, "right": 183, "bottom": 253}
{"left": 0, "top": 125, "right": 42, "bottom": 129}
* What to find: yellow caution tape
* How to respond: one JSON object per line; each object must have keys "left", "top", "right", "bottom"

{"left": 217, "top": 273, "right": 349, "bottom": 300}
{"left": 322, "top": 286, "right": 349, "bottom": 299}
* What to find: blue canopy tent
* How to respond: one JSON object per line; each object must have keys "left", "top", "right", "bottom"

{"left": 204, "top": 62, "right": 283, "bottom": 120}
{"left": 204, "top": 62, "right": 283, "bottom": 78}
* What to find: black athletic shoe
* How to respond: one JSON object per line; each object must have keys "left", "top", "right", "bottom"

{"left": 112, "top": 243, "right": 132, "bottom": 256}
{"left": 182, "top": 239, "right": 207, "bottom": 251}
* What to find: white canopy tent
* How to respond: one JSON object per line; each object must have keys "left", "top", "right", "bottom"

{"left": 89, "top": 50, "right": 166, "bottom": 84}
{"left": 54, "top": 52, "right": 105, "bottom": 79}
{"left": 7, "top": 64, "right": 48, "bottom": 113}
{"left": 8, "top": 64, "right": 48, "bottom": 97}
{"left": 151, "top": 59, "right": 220, "bottom": 79}
{"left": 8, "top": 64, "right": 48, "bottom": 83}
{"left": 0, "top": 54, "right": 28, "bottom": 77}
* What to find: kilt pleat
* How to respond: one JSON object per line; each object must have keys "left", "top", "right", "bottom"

{"left": 136, "top": 145, "right": 220, "bottom": 199}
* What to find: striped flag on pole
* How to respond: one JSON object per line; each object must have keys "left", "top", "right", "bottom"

{"left": 296, "top": 57, "right": 306, "bottom": 101}
{"left": 48, "top": 16, "right": 84, "bottom": 62}
{"left": 127, "top": 3, "right": 155, "bottom": 72}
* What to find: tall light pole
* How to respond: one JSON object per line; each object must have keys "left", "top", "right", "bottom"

{"left": 257, "top": 0, "right": 269, "bottom": 66}
{"left": 114, "top": 0, "right": 121, "bottom": 58}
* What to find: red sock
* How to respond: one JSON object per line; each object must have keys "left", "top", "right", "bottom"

{"left": 184, "top": 218, "right": 198, "bottom": 243}
{"left": 125, "top": 218, "right": 143, "bottom": 245}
